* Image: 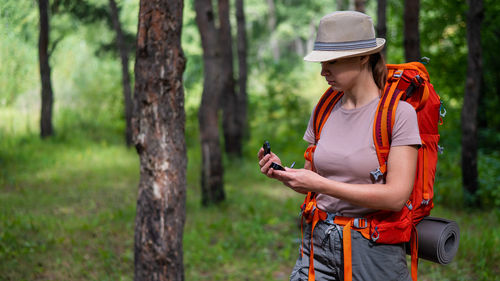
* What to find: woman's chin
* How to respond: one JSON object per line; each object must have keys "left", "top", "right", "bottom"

{"left": 330, "top": 85, "right": 343, "bottom": 91}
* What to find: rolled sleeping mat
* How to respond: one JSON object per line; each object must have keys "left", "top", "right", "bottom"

{"left": 405, "top": 216, "right": 460, "bottom": 264}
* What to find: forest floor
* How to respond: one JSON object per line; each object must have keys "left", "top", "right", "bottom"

{"left": 0, "top": 136, "right": 498, "bottom": 281}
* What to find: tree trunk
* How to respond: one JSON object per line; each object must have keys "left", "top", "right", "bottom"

{"left": 376, "top": 0, "right": 387, "bottom": 57}
{"left": 307, "top": 19, "right": 315, "bottom": 54}
{"left": 38, "top": 0, "right": 54, "bottom": 138}
{"left": 195, "top": 0, "right": 225, "bottom": 206}
{"left": 267, "top": 0, "right": 280, "bottom": 61}
{"left": 336, "top": 0, "right": 348, "bottom": 10}
{"left": 219, "top": 0, "right": 240, "bottom": 157}
{"left": 109, "top": 0, "right": 133, "bottom": 147}
{"left": 132, "top": 0, "right": 187, "bottom": 280}
{"left": 354, "top": 0, "right": 366, "bottom": 13}
{"left": 235, "top": 0, "right": 248, "bottom": 149}
{"left": 403, "top": 0, "right": 421, "bottom": 62}
{"left": 461, "top": 0, "right": 483, "bottom": 206}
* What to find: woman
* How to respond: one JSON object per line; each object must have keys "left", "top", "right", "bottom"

{"left": 258, "top": 11, "right": 421, "bottom": 281}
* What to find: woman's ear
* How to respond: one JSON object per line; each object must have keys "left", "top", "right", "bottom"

{"left": 360, "top": 55, "right": 370, "bottom": 65}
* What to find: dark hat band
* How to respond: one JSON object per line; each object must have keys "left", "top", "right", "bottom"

{"left": 313, "top": 38, "right": 377, "bottom": 51}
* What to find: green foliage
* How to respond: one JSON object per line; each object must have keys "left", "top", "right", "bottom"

{"left": 0, "top": 0, "right": 39, "bottom": 106}
{"left": 385, "top": 0, "right": 405, "bottom": 62}
{"left": 421, "top": 0, "right": 468, "bottom": 102}
{"left": 0, "top": 0, "right": 39, "bottom": 44}
{"left": 246, "top": 59, "right": 313, "bottom": 158}
{"left": 1, "top": 129, "right": 499, "bottom": 280}
{"left": 0, "top": 2, "right": 499, "bottom": 280}
{"left": 477, "top": 151, "right": 500, "bottom": 208}
{"left": 184, "top": 162, "right": 303, "bottom": 280}
{"left": 479, "top": 0, "right": 500, "bottom": 152}
{"left": 0, "top": 131, "right": 138, "bottom": 280}
{"left": 434, "top": 149, "right": 464, "bottom": 208}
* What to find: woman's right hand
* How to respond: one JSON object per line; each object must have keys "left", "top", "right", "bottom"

{"left": 257, "top": 148, "right": 282, "bottom": 178}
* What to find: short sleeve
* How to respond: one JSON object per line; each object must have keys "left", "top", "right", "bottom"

{"left": 391, "top": 101, "right": 421, "bottom": 147}
{"left": 303, "top": 107, "right": 315, "bottom": 144}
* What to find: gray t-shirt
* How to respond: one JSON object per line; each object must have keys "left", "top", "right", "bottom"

{"left": 303, "top": 97, "right": 421, "bottom": 217}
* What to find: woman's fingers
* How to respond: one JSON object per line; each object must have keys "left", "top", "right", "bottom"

{"left": 257, "top": 147, "right": 264, "bottom": 159}
{"left": 258, "top": 154, "right": 271, "bottom": 167}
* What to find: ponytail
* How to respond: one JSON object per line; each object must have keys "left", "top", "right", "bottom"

{"left": 370, "top": 52, "right": 387, "bottom": 90}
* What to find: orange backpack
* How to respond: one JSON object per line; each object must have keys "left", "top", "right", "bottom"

{"left": 301, "top": 61, "right": 443, "bottom": 281}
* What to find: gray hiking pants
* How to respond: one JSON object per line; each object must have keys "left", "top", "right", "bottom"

{"left": 290, "top": 219, "right": 412, "bottom": 281}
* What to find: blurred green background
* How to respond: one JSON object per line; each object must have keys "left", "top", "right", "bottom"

{"left": 1, "top": 0, "right": 499, "bottom": 280}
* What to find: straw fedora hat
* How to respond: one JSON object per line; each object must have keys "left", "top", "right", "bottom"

{"left": 304, "top": 11, "right": 385, "bottom": 62}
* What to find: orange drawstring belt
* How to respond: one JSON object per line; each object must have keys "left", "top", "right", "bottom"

{"left": 301, "top": 199, "right": 418, "bottom": 281}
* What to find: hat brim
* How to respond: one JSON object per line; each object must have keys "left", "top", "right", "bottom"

{"left": 304, "top": 38, "right": 386, "bottom": 62}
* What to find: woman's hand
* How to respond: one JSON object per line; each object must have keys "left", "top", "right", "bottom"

{"left": 258, "top": 146, "right": 323, "bottom": 194}
{"left": 257, "top": 148, "right": 283, "bottom": 179}
{"left": 273, "top": 168, "right": 323, "bottom": 194}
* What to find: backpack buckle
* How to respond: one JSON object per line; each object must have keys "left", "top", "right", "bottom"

{"left": 439, "top": 101, "right": 447, "bottom": 118}
{"left": 420, "top": 56, "right": 430, "bottom": 64}
{"left": 406, "top": 201, "right": 413, "bottom": 210}
{"left": 393, "top": 70, "right": 404, "bottom": 78}
{"left": 438, "top": 145, "right": 444, "bottom": 154}
{"left": 370, "top": 168, "right": 383, "bottom": 182}
{"left": 353, "top": 218, "right": 368, "bottom": 229}
{"left": 371, "top": 226, "right": 380, "bottom": 242}
{"left": 421, "top": 199, "right": 431, "bottom": 205}
{"left": 325, "top": 212, "right": 336, "bottom": 225}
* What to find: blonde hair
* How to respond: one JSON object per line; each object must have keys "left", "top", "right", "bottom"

{"left": 369, "top": 52, "right": 387, "bottom": 90}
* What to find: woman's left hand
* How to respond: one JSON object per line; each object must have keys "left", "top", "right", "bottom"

{"left": 273, "top": 168, "right": 324, "bottom": 194}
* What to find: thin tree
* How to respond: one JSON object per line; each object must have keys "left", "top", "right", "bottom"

{"left": 461, "top": 0, "right": 483, "bottom": 206}
{"left": 376, "top": 0, "right": 387, "bottom": 57}
{"left": 354, "top": 0, "right": 366, "bottom": 13}
{"left": 38, "top": 0, "right": 54, "bottom": 138}
{"left": 109, "top": 0, "right": 133, "bottom": 147}
{"left": 267, "top": 0, "right": 279, "bottom": 61}
{"left": 194, "top": 0, "right": 226, "bottom": 206}
{"left": 132, "top": 0, "right": 187, "bottom": 279}
{"left": 336, "top": 0, "right": 346, "bottom": 10}
{"left": 219, "top": 0, "right": 241, "bottom": 157}
{"left": 235, "top": 0, "right": 248, "bottom": 145}
{"left": 403, "top": 0, "right": 421, "bottom": 61}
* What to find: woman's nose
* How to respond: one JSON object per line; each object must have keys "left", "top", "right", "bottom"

{"left": 321, "top": 63, "right": 330, "bottom": 76}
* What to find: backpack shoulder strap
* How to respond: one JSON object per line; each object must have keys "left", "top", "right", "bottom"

{"left": 304, "top": 87, "right": 343, "bottom": 165}
{"left": 371, "top": 68, "right": 407, "bottom": 180}
{"left": 313, "top": 87, "right": 344, "bottom": 143}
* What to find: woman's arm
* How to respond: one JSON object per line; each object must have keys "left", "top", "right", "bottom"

{"left": 273, "top": 145, "right": 418, "bottom": 212}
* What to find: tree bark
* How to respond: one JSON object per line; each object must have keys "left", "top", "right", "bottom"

{"left": 461, "top": 0, "right": 483, "bottom": 206}
{"left": 336, "top": 0, "right": 348, "bottom": 10}
{"left": 38, "top": 0, "right": 54, "bottom": 138}
{"left": 195, "top": 0, "right": 225, "bottom": 206}
{"left": 132, "top": 0, "right": 187, "bottom": 280}
{"left": 235, "top": 0, "right": 248, "bottom": 147}
{"left": 267, "top": 0, "right": 280, "bottom": 61}
{"left": 219, "top": 0, "right": 241, "bottom": 157}
{"left": 376, "top": 0, "right": 387, "bottom": 57}
{"left": 354, "top": 0, "right": 366, "bottom": 13}
{"left": 109, "top": 0, "right": 133, "bottom": 147}
{"left": 403, "top": 0, "right": 420, "bottom": 62}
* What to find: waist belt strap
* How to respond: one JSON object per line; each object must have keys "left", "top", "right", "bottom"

{"left": 302, "top": 204, "right": 419, "bottom": 281}
{"left": 411, "top": 224, "right": 419, "bottom": 281}
{"left": 300, "top": 192, "right": 327, "bottom": 281}
{"left": 334, "top": 216, "right": 371, "bottom": 281}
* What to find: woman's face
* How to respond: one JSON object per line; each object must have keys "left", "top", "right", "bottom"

{"left": 320, "top": 56, "right": 364, "bottom": 92}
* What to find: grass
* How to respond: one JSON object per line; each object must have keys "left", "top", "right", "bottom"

{"left": 0, "top": 135, "right": 138, "bottom": 280}
{"left": 1, "top": 132, "right": 499, "bottom": 280}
